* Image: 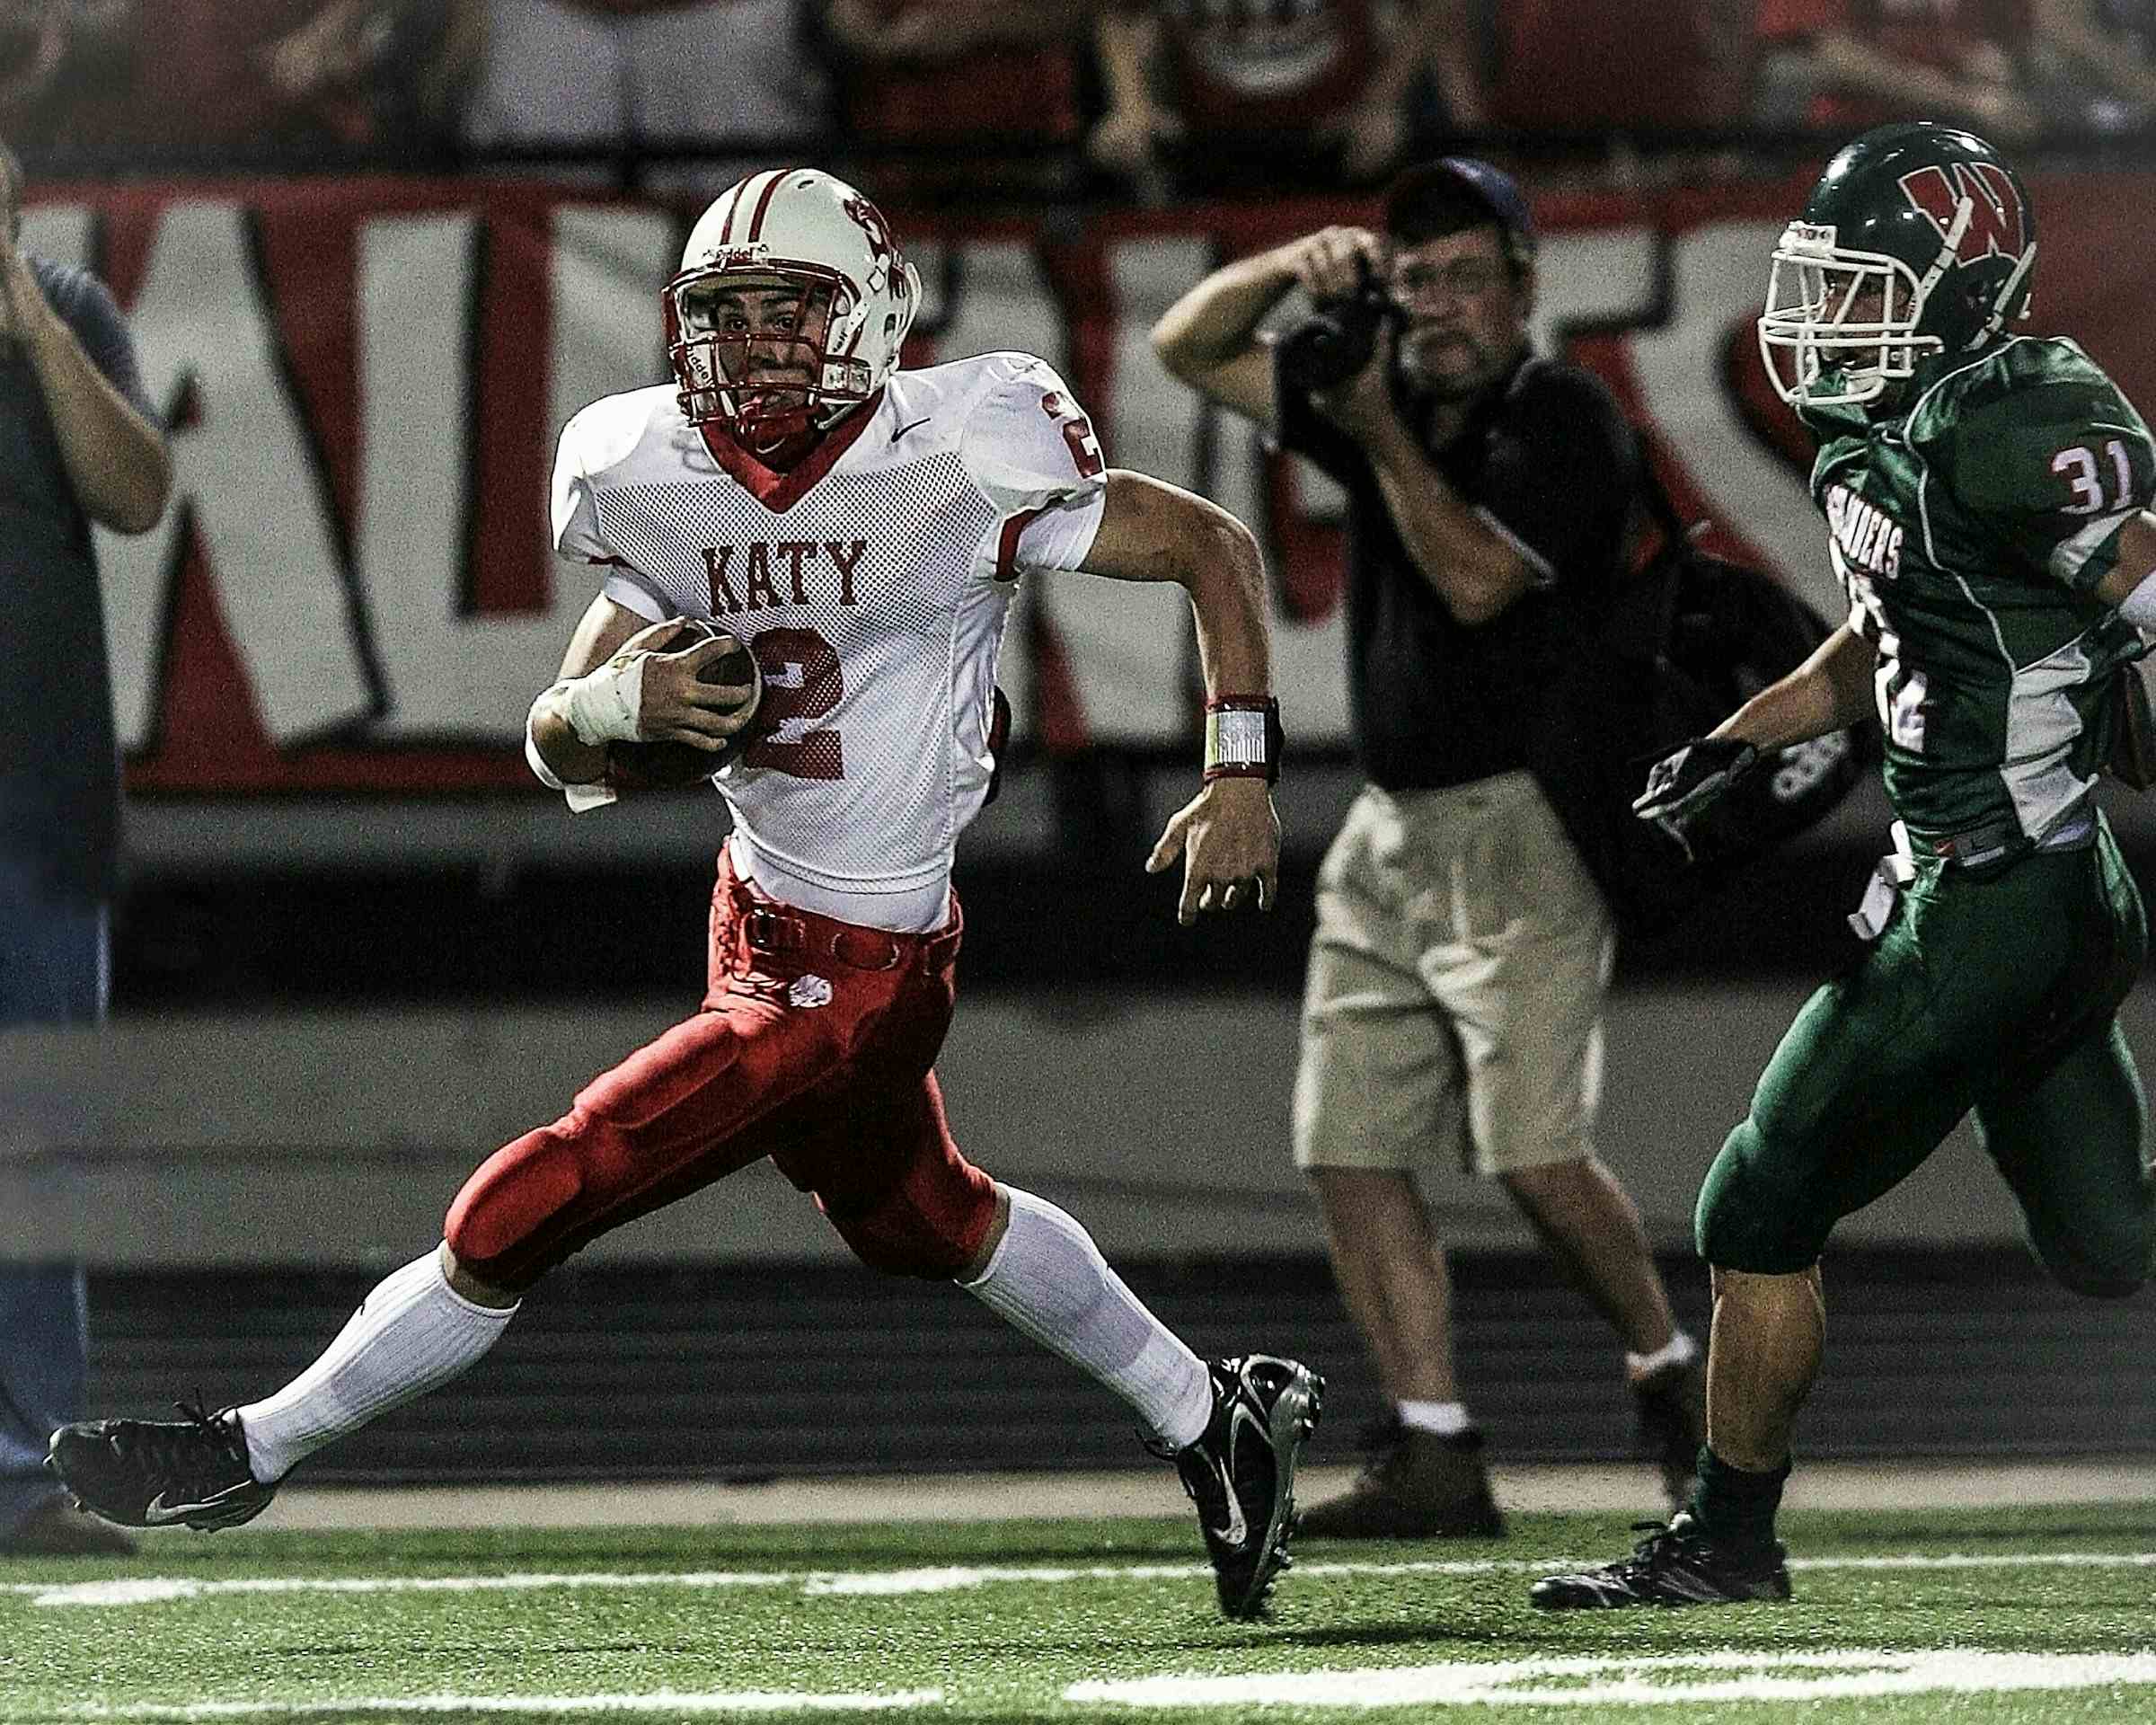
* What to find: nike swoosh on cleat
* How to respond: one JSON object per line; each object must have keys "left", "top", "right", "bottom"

{"left": 890, "top": 418, "right": 931, "bottom": 443}
{"left": 1206, "top": 1401, "right": 1268, "bottom": 1547}
{"left": 1203, "top": 1456, "right": 1247, "bottom": 1547}
{"left": 142, "top": 1486, "right": 254, "bottom": 1527}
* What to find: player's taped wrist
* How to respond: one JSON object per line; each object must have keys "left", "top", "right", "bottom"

{"left": 556, "top": 653, "right": 648, "bottom": 748}
{"left": 526, "top": 671, "right": 634, "bottom": 809}
{"left": 1204, "top": 695, "right": 1282, "bottom": 785}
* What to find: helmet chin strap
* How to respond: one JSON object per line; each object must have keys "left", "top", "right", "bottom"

{"left": 1913, "top": 195, "right": 2036, "bottom": 351}
{"left": 1913, "top": 195, "right": 1975, "bottom": 312}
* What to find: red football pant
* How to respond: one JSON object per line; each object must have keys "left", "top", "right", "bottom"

{"left": 444, "top": 853, "right": 996, "bottom": 1291}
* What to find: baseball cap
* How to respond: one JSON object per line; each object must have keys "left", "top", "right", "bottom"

{"left": 1383, "top": 155, "right": 1538, "bottom": 259}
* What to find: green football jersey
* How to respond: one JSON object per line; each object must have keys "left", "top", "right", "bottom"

{"left": 1808, "top": 335, "right": 2155, "bottom": 850}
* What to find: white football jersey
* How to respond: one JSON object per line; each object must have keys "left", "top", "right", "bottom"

{"left": 551, "top": 350, "right": 1109, "bottom": 929}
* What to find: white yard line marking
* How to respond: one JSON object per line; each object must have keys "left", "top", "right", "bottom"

{"left": 15, "top": 1571, "right": 798, "bottom": 1608}
{"left": 803, "top": 1563, "right": 1201, "bottom": 1595}
{"left": 14, "top": 1549, "right": 2156, "bottom": 1608}
{"left": 1066, "top": 1649, "right": 2156, "bottom": 1709}
{"left": 57, "top": 1691, "right": 942, "bottom": 1719}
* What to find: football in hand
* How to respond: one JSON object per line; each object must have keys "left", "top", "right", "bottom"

{"left": 606, "top": 620, "right": 763, "bottom": 790}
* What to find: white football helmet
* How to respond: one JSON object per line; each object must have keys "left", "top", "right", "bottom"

{"left": 665, "top": 168, "right": 923, "bottom": 443}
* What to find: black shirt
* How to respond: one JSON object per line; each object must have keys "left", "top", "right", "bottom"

{"left": 1275, "top": 348, "right": 1639, "bottom": 792}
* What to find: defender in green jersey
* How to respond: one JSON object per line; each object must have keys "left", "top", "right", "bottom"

{"left": 1533, "top": 121, "right": 2156, "bottom": 1613}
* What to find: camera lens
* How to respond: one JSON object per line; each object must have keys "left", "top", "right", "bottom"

{"left": 1280, "top": 295, "right": 1383, "bottom": 394}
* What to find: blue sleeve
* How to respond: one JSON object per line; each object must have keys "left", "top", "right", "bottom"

{"left": 40, "top": 261, "right": 157, "bottom": 424}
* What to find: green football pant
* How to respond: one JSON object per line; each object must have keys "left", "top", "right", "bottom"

{"left": 1698, "top": 820, "right": 2152, "bottom": 1295}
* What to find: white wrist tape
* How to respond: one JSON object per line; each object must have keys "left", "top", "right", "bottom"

{"left": 2118, "top": 566, "right": 2156, "bottom": 632}
{"left": 524, "top": 712, "right": 568, "bottom": 790}
{"left": 525, "top": 679, "right": 623, "bottom": 812}
{"left": 560, "top": 653, "right": 647, "bottom": 746}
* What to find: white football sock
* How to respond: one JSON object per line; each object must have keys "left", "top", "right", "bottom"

{"left": 959, "top": 1186, "right": 1213, "bottom": 1449}
{"left": 1626, "top": 1330, "right": 1700, "bottom": 1378}
{"left": 1398, "top": 1398, "right": 1471, "bottom": 1438}
{"left": 236, "top": 1248, "right": 517, "bottom": 1483}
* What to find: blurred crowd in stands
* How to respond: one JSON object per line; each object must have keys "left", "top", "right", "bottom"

{"left": 3, "top": 1, "right": 2153, "bottom": 198}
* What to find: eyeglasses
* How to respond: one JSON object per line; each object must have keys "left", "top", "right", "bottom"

{"left": 1387, "top": 259, "right": 1509, "bottom": 305}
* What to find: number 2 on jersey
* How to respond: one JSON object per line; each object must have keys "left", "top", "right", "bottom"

{"left": 741, "top": 626, "right": 844, "bottom": 780}
{"left": 1039, "top": 392, "right": 1104, "bottom": 478}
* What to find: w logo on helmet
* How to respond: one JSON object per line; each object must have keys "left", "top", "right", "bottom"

{"left": 1897, "top": 162, "right": 2027, "bottom": 263}
{"left": 842, "top": 193, "right": 898, "bottom": 271}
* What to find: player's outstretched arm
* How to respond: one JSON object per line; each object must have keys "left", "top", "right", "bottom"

{"left": 1716, "top": 620, "right": 1878, "bottom": 755}
{"left": 1079, "top": 469, "right": 1281, "bottom": 924}
{"left": 1636, "top": 622, "right": 1878, "bottom": 827}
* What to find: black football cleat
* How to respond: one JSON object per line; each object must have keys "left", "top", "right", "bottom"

{"left": 1152, "top": 1354, "right": 1323, "bottom": 1620}
{"left": 1530, "top": 1512, "right": 1791, "bottom": 1611}
{"left": 47, "top": 1401, "right": 276, "bottom": 1533}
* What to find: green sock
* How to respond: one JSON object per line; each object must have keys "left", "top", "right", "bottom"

{"left": 1688, "top": 1445, "right": 1789, "bottom": 1553}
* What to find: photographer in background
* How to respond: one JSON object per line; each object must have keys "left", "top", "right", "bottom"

{"left": 0, "top": 137, "right": 167, "bottom": 1557}
{"left": 1152, "top": 160, "right": 1703, "bottom": 1539}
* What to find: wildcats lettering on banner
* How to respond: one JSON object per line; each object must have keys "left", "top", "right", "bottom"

{"left": 31, "top": 172, "right": 2156, "bottom": 796}
{"left": 704, "top": 541, "right": 868, "bottom": 613}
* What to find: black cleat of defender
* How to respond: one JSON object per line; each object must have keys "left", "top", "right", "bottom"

{"left": 1530, "top": 1512, "right": 1791, "bottom": 1610}
{"left": 47, "top": 1401, "right": 277, "bottom": 1533}
{"left": 1152, "top": 1354, "right": 1323, "bottom": 1620}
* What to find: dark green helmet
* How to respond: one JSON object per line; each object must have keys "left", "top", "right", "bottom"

{"left": 1759, "top": 121, "right": 2037, "bottom": 411}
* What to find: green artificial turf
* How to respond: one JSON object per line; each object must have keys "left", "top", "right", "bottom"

{"left": 4, "top": 1504, "right": 2156, "bottom": 1721}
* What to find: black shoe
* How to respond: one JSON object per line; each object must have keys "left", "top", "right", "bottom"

{"left": 1529, "top": 1511, "right": 1790, "bottom": 1610}
{"left": 1295, "top": 1418, "right": 1506, "bottom": 1540}
{"left": 46, "top": 1401, "right": 276, "bottom": 1532}
{"left": 1150, "top": 1354, "right": 1323, "bottom": 1620}
{"left": 1632, "top": 1355, "right": 1707, "bottom": 1514}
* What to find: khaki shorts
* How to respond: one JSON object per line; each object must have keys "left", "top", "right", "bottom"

{"left": 1292, "top": 773, "right": 1613, "bottom": 1178}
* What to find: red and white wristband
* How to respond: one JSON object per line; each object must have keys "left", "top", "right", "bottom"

{"left": 1203, "top": 696, "right": 1283, "bottom": 785}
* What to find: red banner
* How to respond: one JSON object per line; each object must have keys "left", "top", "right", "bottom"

{"left": 29, "top": 172, "right": 2156, "bottom": 796}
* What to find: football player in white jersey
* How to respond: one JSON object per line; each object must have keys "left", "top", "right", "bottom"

{"left": 49, "top": 168, "right": 1321, "bottom": 1622}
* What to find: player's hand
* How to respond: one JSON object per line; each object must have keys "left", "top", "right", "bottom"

{"left": 623, "top": 623, "right": 760, "bottom": 750}
{"left": 1276, "top": 225, "right": 1384, "bottom": 305}
{"left": 1145, "top": 776, "right": 1280, "bottom": 926}
{"left": 1632, "top": 736, "right": 1760, "bottom": 827}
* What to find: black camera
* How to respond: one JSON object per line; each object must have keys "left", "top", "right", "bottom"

{"left": 1277, "top": 266, "right": 1393, "bottom": 394}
